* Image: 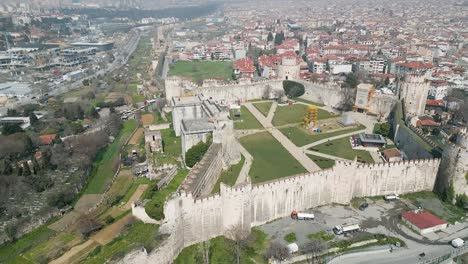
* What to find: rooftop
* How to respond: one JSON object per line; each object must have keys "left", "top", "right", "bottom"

{"left": 182, "top": 118, "right": 215, "bottom": 134}
{"left": 359, "top": 133, "right": 386, "bottom": 144}
{"left": 402, "top": 211, "right": 447, "bottom": 229}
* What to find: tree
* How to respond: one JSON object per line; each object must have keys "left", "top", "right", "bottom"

{"left": 4, "top": 223, "right": 17, "bottom": 242}
{"left": 75, "top": 214, "right": 102, "bottom": 238}
{"left": 302, "top": 239, "right": 327, "bottom": 264}
{"left": 82, "top": 79, "right": 90, "bottom": 86}
{"left": 274, "top": 31, "right": 285, "bottom": 46}
{"left": 338, "top": 87, "right": 356, "bottom": 111}
{"left": 185, "top": 140, "right": 211, "bottom": 167}
{"left": 2, "top": 160, "right": 13, "bottom": 175}
{"left": 455, "top": 194, "right": 468, "bottom": 209}
{"left": 343, "top": 73, "right": 359, "bottom": 88}
{"left": 227, "top": 223, "right": 251, "bottom": 264}
{"left": 29, "top": 112, "right": 39, "bottom": 126}
{"left": 265, "top": 241, "right": 290, "bottom": 262}
{"left": 283, "top": 80, "right": 305, "bottom": 97}
{"left": 377, "top": 123, "right": 391, "bottom": 138}
{"left": 384, "top": 77, "right": 390, "bottom": 86}
{"left": 7, "top": 108, "right": 19, "bottom": 117}
{"left": 22, "top": 161, "right": 31, "bottom": 176}
{"left": 2, "top": 123, "right": 24, "bottom": 135}
{"left": 267, "top": 32, "right": 274, "bottom": 42}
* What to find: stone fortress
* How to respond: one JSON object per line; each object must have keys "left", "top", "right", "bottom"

{"left": 398, "top": 72, "right": 431, "bottom": 117}
{"left": 120, "top": 69, "right": 466, "bottom": 264}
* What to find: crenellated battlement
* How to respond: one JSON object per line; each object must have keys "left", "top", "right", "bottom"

{"left": 356, "top": 158, "right": 440, "bottom": 169}
{"left": 403, "top": 72, "right": 427, "bottom": 83}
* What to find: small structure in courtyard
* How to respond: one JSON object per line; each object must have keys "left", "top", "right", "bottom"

{"left": 401, "top": 209, "right": 447, "bottom": 234}
{"left": 350, "top": 133, "right": 386, "bottom": 150}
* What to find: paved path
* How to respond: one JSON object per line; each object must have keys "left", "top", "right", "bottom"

{"left": 304, "top": 150, "right": 352, "bottom": 162}
{"left": 244, "top": 103, "right": 320, "bottom": 172}
{"left": 235, "top": 142, "right": 253, "bottom": 185}
{"left": 266, "top": 101, "right": 278, "bottom": 123}
{"left": 301, "top": 128, "right": 367, "bottom": 150}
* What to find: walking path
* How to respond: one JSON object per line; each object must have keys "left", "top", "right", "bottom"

{"left": 301, "top": 128, "right": 367, "bottom": 150}
{"left": 304, "top": 150, "right": 352, "bottom": 162}
{"left": 235, "top": 142, "right": 253, "bottom": 185}
{"left": 266, "top": 101, "right": 278, "bottom": 123}
{"left": 244, "top": 103, "right": 320, "bottom": 172}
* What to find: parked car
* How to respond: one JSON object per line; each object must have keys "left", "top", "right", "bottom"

{"left": 359, "top": 203, "right": 369, "bottom": 211}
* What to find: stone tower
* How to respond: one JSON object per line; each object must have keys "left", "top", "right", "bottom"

{"left": 399, "top": 73, "right": 430, "bottom": 117}
{"left": 278, "top": 56, "right": 300, "bottom": 80}
{"left": 436, "top": 129, "right": 468, "bottom": 196}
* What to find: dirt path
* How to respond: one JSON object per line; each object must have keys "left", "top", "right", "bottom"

{"left": 123, "top": 184, "right": 149, "bottom": 210}
{"left": 141, "top": 113, "right": 154, "bottom": 126}
{"left": 128, "top": 127, "right": 144, "bottom": 145}
{"left": 50, "top": 240, "right": 98, "bottom": 264}
{"left": 91, "top": 214, "right": 134, "bottom": 244}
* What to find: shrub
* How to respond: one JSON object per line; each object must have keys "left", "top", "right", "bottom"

{"left": 185, "top": 140, "right": 211, "bottom": 167}
{"left": 283, "top": 80, "right": 305, "bottom": 97}
{"left": 284, "top": 232, "right": 297, "bottom": 243}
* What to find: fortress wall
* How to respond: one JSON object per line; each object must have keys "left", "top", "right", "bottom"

{"left": 300, "top": 81, "right": 345, "bottom": 107}
{"left": 172, "top": 104, "right": 205, "bottom": 136}
{"left": 125, "top": 159, "right": 440, "bottom": 264}
{"left": 197, "top": 81, "right": 283, "bottom": 102}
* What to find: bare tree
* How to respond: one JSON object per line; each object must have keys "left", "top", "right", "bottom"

{"left": 226, "top": 223, "right": 251, "bottom": 264}
{"left": 265, "top": 241, "right": 291, "bottom": 263}
{"left": 338, "top": 87, "right": 356, "bottom": 112}
{"left": 263, "top": 85, "right": 273, "bottom": 99}
{"left": 302, "top": 239, "right": 327, "bottom": 264}
{"left": 75, "top": 214, "right": 102, "bottom": 238}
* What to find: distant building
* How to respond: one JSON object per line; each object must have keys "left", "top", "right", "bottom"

{"left": 70, "top": 42, "right": 114, "bottom": 52}
{"left": 144, "top": 129, "right": 162, "bottom": 153}
{"left": 233, "top": 57, "right": 255, "bottom": 79}
{"left": 428, "top": 80, "right": 448, "bottom": 100}
{"left": 401, "top": 210, "right": 447, "bottom": 234}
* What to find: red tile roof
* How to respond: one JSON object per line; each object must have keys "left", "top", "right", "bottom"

{"left": 39, "top": 134, "right": 57, "bottom": 145}
{"left": 382, "top": 148, "right": 401, "bottom": 159}
{"left": 416, "top": 119, "right": 440, "bottom": 127}
{"left": 233, "top": 57, "right": 255, "bottom": 73}
{"left": 399, "top": 61, "right": 433, "bottom": 69}
{"left": 426, "top": 100, "right": 445, "bottom": 107}
{"left": 402, "top": 211, "right": 446, "bottom": 229}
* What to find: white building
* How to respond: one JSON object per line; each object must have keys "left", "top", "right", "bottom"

{"left": 428, "top": 80, "right": 448, "bottom": 100}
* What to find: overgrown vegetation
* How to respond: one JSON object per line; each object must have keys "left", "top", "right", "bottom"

{"left": 145, "top": 169, "right": 189, "bottom": 220}
{"left": 212, "top": 156, "right": 245, "bottom": 194}
{"left": 284, "top": 232, "right": 297, "bottom": 243}
{"left": 185, "top": 138, "right": 212, "bottom": 167}
{"left": 308, "top": 231, "right": 334, "bottom": 241}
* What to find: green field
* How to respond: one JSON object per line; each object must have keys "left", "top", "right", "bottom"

{"left": 280, "top": 124, "right": 366, "bottom": 147}
{"left": 272, "top": 104, "right": 335, "bottom": 126}
{"left": 239, "top": 132, "right": 307, "bottom": 183}
{"left": 129, "top": 84, "right": 145, "bottom": 103}
{"left": 307, "top": 154, "right": 336, "bottom": 169}
{"left": 253, "top": 102, "right": 273, "bottom": 117}
{"left": 169, "top": 61, "right": 233, "bottom": 83}
{"left": 231, "top": 106, "right": 263, "bottom": 130}
{"left": 160, "top": 128, "right": 182, "bottom": 158}
{"left": 82, "top": 222, "right": 161, "bottom": 264}
{"left": 22, "top": 232, "right": 76, "bottom": 262}
{"left": 0, "top": 225, "right": 56, "bottom": 264}
{"left": 212, "top": 156, "right": 245, "bottom": 194}
{"left": 84, "top": 120, "right": 137, "bottom": 194}
{"left": 293, "top": 97, "right": 325, "bottom": 107}
{"left": 310, "top": 135, "right": 374, "bottom": 163}
{"left": 175, "top": 228, "right": 267, "bottom": 264}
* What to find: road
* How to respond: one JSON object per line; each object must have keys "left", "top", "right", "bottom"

{"left": 243, "top": 102, "right": 320, "bottom": 172}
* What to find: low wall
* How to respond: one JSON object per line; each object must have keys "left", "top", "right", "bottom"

{"left": 123, "top": 158, "right": 440, "bottom": 264}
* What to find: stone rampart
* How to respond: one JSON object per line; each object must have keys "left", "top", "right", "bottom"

{"left": 123, "top": 158, "right": 440, "bottom": 264}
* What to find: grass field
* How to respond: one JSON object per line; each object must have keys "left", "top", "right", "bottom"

{"left": 310, "top": 135, "right": 374, "bottom": 163}
{"left": 169, "top": 61, "right": 233, "bottom": 83}
{"left": 306, "top": 154, "right": 336, "bottom": 169}
{"left": 84, "top": 120, "right": 137, "bottom": 194}
{"left": 22, "top": 232, "right": 77, "bottom": 262}
{"left": 293, "top": 97, "right": 325, "bottom": 106}
{"left": 121, "top": 178, "right": 152, "bottom": 203}
{"left": 82, "top": 222, "right": 161, "bottom": 264}
{"left": 175, "top": 228, "right": 267, "bottom": 264}
{"left": 253, "top": 102, "right": 273, "bottom": 117}
{"left": 239, "top": 132, "right": 307, "bottom": 183}
{"left": 160, "top": 128, "right": 181, "bottom": 158}
{"left": 212, "top": 156, "right": 245, "bottom": 194}
{"left": 231, "top": 106, "right": 263, "bottom": 130}
{"left": 0, "top": 225, "right": 56, "bottom": 264}
{"left": 279, "top": 124, "right": 366, "bottom": 147}
{"left": 272, "top": 104, "right": 335, "bottom": 126}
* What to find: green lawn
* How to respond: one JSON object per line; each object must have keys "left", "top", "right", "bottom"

{"left": 175, "top": 228, "right": 267, "bottom": 264}
{"left": 22, "top": 232, "right": 76, "bottom": 262}
{"left": 239, "top": 132, "right": 307, "bottom": 183}
{"left": 212, "top": 156, "right": 245, "bottom": 194}
{"left": 231, "top": 106, "right": 263, "bottom": 130}
{"left": 169, "top": 61, "right": 233, "bottom": 83}
{"left": 307, "top": 231, "right": 334, "bottom": 241}
{"left": 121, "top": 178, "right": 152, "bottom": 203}
{"left": 279, "top": 124, "right": 366, "bottom": 147}
{"left": 272, "top": 104, "right": 335, "bottom": 126}
{"left": 253, "top": 102, "right": 273, "bottom": 117}
{"left": 307, "top": 154, "right": 336, "bottom": 169}
{"left": 310, "top": 135, "right": 374, "bottom": 163}
{"left": 0, "top": 225, "right": 56, "bottom": 264}
{"left": 82, "top": 222, "right": 161, "bottom": 264}
{"left": 145, "top": 169, "right": 189, "bottom": 220}
{"left": 160, "top": 128, "right": 182, "bottom": 158}
{"left": 84, "top": 120, "right": 137, "bottom": 194}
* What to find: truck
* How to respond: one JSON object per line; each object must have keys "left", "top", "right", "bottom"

{"left": 451, "top": 238, "right": 465, "bottom": 248}
{"left": 291, "top": 211, "right": 314, "bottom": 220}
{"left": 333, "top": 223, "right": 360, "bottom": 235}
{"left": 384, "top": 194, "right": 400, "bottom": 201}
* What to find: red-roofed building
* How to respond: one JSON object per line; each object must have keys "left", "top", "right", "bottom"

{"left": 401, "top": 210, "right": 447, "bottom": 234}
{"left": 39, "top": 134, "right": 58, "bottom": 145}
{"left": 233, "top": 57, "right": 255, "bottom": 79}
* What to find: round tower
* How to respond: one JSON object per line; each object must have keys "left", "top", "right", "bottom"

{"left": 437, "top": 131, "right": 468, "bottom": 196}
{"left": 399, "top": 73, "right": 430, "bottom": 117}
{"left": 278, "top": 56, "right": 300, "bottom": 80}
